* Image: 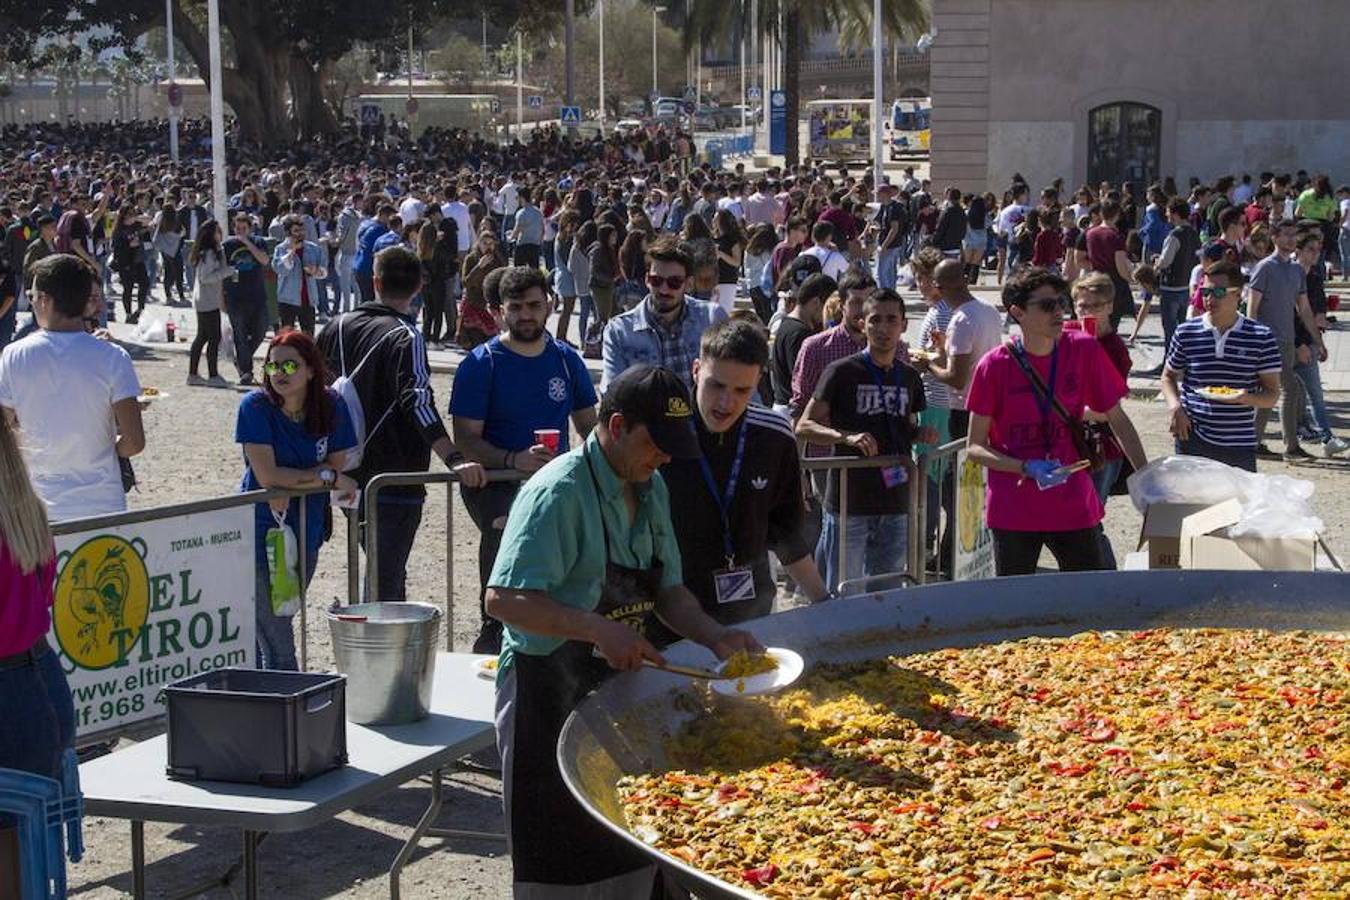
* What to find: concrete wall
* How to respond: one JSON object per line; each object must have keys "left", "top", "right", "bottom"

{"left": 931, "top": 0, "right": 1350, "bottom": 192}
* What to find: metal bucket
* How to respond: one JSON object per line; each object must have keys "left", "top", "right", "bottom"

{"left": 326, "top": 602, "right": 441, "bottom": 725}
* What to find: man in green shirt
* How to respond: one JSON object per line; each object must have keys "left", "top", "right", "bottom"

{"left": 485, "top": 364, "right": 761, "bottom": 898}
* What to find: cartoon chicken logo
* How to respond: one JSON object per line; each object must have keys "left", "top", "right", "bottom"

{"left": 53, "top": 536, "right": 151, "bottom": 670}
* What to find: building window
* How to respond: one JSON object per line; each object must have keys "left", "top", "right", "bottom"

{"left": 1088, "top": 103, "right": 1160, "bottom": 187}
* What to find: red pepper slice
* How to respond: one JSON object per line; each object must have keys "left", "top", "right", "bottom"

{"left": 849, "top": 821, "right": 877, "bottom": 835}
{"left": 1150, "top": 855, "right": 1180, "bottom": 875}
{"left": 741, "top": 864, "right": 778, "bottom": 887}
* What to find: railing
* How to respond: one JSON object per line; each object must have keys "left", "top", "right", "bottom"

{"left": 911, "top": 438, "right": 970, "bottom": 583}
{"left": 360, "top": 469, "right": 528, "bottom": 651}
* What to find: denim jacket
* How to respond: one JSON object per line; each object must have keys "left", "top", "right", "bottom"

{"left": 271, "top": 240, "right": 326, "bottom": 307}
{"left": 600, "top": 295, "right": 727, "bottom": 394}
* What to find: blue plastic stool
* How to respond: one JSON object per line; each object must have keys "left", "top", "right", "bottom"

{"left": 0, "top": 749, "right": 84, "bottom": 900}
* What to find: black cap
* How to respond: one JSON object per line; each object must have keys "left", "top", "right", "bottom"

{"left": 599, "top": 366, "right": 700, "bottom": 460}
{"left": 35, "top": 214, "right": 56, "bottom": 227}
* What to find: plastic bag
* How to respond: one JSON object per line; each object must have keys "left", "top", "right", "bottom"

{"left": 1127, "top": 455, "right": 1322, "bottom": 538}
{"left": 264, "top": 509, "right": 301, "bottom": 617}
{"left": 133, "top": 317, "right": 167, "bottom": 343}
{"left": 220, "top": 315, "right": 236, "bottom": 366}
{"left": 897, "top": 263, "right": 916, "bottom": 289}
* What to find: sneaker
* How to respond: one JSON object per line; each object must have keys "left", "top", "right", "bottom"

{"left": 238, "top": 372, "right": 256, "bottom": 386}
{"left": 1323, "top": 436, "right": 1349, "bottom": 457}
{"left": 207, "top": 375, "right": 231, "bottom": 389}
{"left": 186, "top": 373, "right": 207, "bottom": 386}
{"left": 1282, "top": 446, "right": 1313, "bottom": 463}
{"left": 1254, "top": 443, "right": 1279, "bottom": 459}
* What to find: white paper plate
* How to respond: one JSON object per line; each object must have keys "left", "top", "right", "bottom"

{"left": 137, "top": 391, "right": 169, "bottom": 402}
{"left": 474, "top": 656, "right": 500, "bottom": 680}
{"left": 1195, "top": 386, "right": 1243, "bottom": 402}
{"left": 711, "top": 647, "right": 804, "bottom": 697}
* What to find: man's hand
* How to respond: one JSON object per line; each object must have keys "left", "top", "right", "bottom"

{"left": 843, "top": 432, "right": 878, "bottom": 456}
{"left": 592, "top": 619, "right": 664, "bottom": 671}
{"left": 513, "top": 444, "right": 554, "bottom": 473}
{"left": 1317, "top": 341, "right": 1328, "bottom": 363}
{"left": 334, "top": 473, "right": 359, "bottom": 505}
{"left": 452, "top": 459, "right": 487, "bottom": 488}
{"left": 1169, "top": 404, "right": 1192, "bottom": 440}
{"left": 706, "top": 627, "right": 764, "bottom": 661}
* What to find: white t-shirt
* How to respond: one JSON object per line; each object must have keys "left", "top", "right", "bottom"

{"left": 1340, "top": 198, "right": 1350, "bottom": 232}
{"left": 440, "top": 201, "right": 474, "bottom": 253}
{"left": 801, "top": 245, "right": 850, "bottom": 282}
{"left": 398, "top": 196, "right": 426, "bottom": 225}
{"left": 945, "top": 297, "right": 1004, "bottom": 410}
{"left": 997, "top": 202, "right": 1029, "bottom": 236}
{"left": 0, "top": 331, "right": 141, "bottom": 522}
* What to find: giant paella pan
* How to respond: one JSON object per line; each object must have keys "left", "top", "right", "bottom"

{"left": 558, "top": 571, "right": 1348, "bottom": 897}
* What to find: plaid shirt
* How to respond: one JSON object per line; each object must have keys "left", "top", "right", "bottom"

{"left": 790, "top": 325, "right": 867, "bottom": 442}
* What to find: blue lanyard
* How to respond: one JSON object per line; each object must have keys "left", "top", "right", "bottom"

{"left": 695, "top": 419, "right": 748, "bottom": 566}
{"left": 1014, "top": 338, "right": 1059, "bottom": 457}
{"left": 861, "top": 350, "right": 905, "bottom": 452}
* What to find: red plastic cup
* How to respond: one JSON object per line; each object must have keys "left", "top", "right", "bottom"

{"left": 534, "top": 429, "right": 561, "bottom": 453}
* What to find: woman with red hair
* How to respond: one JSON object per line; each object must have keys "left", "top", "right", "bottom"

{"left": 235, "top": 330, "right": 357, "bottom": 669}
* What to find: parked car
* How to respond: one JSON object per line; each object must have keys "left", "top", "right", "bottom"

{"left": 614, "top": 118, "right": 644, "bottom": 135}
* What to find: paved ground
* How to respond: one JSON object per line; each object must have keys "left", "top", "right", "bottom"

{"left": 61, "top": 273, "right": 1347, "bottom": 899}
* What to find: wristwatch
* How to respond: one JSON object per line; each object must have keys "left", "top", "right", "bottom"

{"left": 318, "top": 467, "right": 337, "bottom": 487}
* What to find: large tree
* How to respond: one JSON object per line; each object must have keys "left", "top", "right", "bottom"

{"left": 681, "top": 0, "right": 928, "bottom": 165}
{"left": 0, "top": 0, "right": 566, "bottom": 145}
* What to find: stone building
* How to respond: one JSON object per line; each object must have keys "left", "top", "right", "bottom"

{"left": 929, "top": 0, "right": 1350, "bottom": 192}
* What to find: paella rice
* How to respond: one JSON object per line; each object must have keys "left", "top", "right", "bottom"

{"left": 618, "top": 628, "right": 1348, "bottom": 897}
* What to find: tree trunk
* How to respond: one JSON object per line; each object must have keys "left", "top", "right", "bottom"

{"left": 783, "top": 8, "right": 800, "bottom": 167}
{"left": 289, "top": 57, "right": 340, "bottom": 139}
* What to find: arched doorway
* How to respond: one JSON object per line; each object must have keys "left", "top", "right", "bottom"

{"left": 1088, "top": 102, "right": 1161, "bottom": 187}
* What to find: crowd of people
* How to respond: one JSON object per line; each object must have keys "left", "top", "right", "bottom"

{"left": 0, "top": 114, "right": 1346, "bottom": 895}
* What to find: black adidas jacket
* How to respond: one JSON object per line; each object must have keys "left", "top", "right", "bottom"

{"left": 317, "top": 302, "right": 449, "bottom": 500}
{"left": 660, "top": 404, "right": 811, "bottom": 626}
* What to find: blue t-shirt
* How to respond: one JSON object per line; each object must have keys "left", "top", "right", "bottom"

{"left": 449, "top": 337, "right": 597, "bottom": 452}
{"left": 235, "top": 389, "right": 357, "bottom": 564}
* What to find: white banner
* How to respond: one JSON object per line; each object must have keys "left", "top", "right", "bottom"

{"left": 953, "top": 449, "right": 997, "bottom": 581}
{"left": 48, "top": 507, "right": 256, "bottom": 738}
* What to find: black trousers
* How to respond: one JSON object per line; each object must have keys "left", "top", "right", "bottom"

{"left": 189, "top": 310, "right": 221, "bottom": 377}
{"left": 227, "top": 295, "right": 269, "bottom": 379}
{"left": 279, "top": 302, "right": 316, "bottom": 334}
{"left": 461, "top": 481, "right": 521, "bottom": 654}
{"left": 119, "top": 266, "right": 149, "bottom": 317}
{"left": 350, "top": 500, "right": 424, "bottom": 602}
{"left": 355, "top": 270, "right": 375, "bottom": 304}
{"left": 512, "top": 243, "right": 540, "bottom": 268}
{"left": 992, "top": 527, "right": 1106, "bottom": 576}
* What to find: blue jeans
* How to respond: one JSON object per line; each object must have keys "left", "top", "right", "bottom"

{"left": 876, "top": 246, "right": 902, "bottom": 291}
{"left": 1091, "top": 458, "right": 1123, "bottom": 569}
{"left": 1338, "top": 230, "right": 1350, "bottom": 276}
{"left": 818, "top": 511, "right": 908, "bottom": 594}
{"left": 0, "top": 645, "right": 75, "bottom": 782}
{"left": 254, "top": 546, "right": 319, "bottom": 670}
{"left": 1294, "top": 357, "right": 1332, "bottom": 442}
{"left": 1158, "top": 287, "right": 1190, "bottom": 359}
{"left": 577, "top": 294, "right": 595, "bottom": 345}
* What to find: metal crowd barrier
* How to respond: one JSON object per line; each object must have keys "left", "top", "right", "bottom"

{"left": 360, "top": 469, "right": 528, "bottom": 651}
{"left": 911, "top": 438, "right": 971, "bottom": 583}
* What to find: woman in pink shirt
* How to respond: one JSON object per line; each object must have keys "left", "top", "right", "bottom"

{"left": 0, "top": 410, "right": 75, "bottom": 865}
{"left": 965, "top": 268, "right": 1149, "bottom": 576}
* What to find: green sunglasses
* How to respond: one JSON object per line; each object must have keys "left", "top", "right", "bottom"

{"left": 264, "top": 360, "right": 301, "bottom": 376}
{"left": 1200, "top": 286, "right": 1231, "bottom": 300}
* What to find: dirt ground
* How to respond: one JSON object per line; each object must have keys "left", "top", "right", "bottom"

{"left": 64, "top": 348, "right": 1348, "bottom": 899}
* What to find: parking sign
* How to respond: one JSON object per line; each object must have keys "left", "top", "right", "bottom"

{"left": 560, "top": 106, "right": 582, "bottom": 126}
{"left": 747, "top": 86, "right": 762, "bottom": 101}
{"left": 528, "top": 95, "right": 543, "bottom": 109}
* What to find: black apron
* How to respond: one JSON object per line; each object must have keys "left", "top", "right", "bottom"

{"left": 505, "top": 452, "right": 664, "bottom": 889}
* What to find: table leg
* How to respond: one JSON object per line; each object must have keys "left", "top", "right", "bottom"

{"left": 242, "top": 829, "right": 260, "bottom": 900}
{"left": 131, "top": 820, "right": 146, "bottom": 900}
{"left": 389, "top": 767, "right": 444, "bottom": 900}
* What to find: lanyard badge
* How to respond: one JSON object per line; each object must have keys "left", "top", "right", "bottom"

{"left": 696, "top": 421, "right": 756, "bottom": 605}
{"left": 862, "top": 351, "right": 909, "bottom": 488}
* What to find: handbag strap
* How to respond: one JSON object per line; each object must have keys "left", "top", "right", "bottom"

{"left": 1008, "top": 337, "right": 1081, "bottom": 434}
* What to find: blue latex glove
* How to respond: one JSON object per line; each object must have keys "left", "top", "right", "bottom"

{"left": 1023, "top": 459, "right": 1070, "bottom": 490}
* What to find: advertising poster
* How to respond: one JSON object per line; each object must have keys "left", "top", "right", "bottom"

{"left": 48, "top": 508, "right": 256, "bottom": 739}
{"left": 953, "top": 449, "right": 997, "bottom": 581}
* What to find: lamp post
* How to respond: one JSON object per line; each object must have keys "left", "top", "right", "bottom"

{"left": 165, "top": 0, "right": 178, "bottom": 162}
{"left": 598, "top": 0, "right": 605, "bottom": 127}
{"left": 206, "top": 0, "right": 226, "bottom": 225}
{"left": 652, "top": 5, "right": 666, "bottom": 97}
{"left": 872, "top": 0, "right": 884, "bottom": 189}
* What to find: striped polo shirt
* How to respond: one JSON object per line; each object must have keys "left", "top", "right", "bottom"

{"left": 1166, "top": 314, "right": 1281, "bottom": 447}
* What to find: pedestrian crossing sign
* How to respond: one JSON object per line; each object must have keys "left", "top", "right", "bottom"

{"left": 560, "top": 106, "right": 582, "bottom": 126}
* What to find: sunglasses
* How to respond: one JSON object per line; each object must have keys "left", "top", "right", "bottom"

{"left": 646, "top": 274, "right": 686, "bottom": 290}
{"left": 1026, "top": 295, "right": 1069, "bottom": 313}
{"left": 264, "top": 360, "right": 301, "bottom": 376}
{"left": 1200, "top": 286, "right": 1230, "bottom": 300}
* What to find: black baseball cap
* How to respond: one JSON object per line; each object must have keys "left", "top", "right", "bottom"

{"left": 599, "top": 366, "right": 700, "bottom": 459}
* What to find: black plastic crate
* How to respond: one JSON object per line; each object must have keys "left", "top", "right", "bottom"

{"left": 165, "top": 669, "right": 348, "bottom": 787}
